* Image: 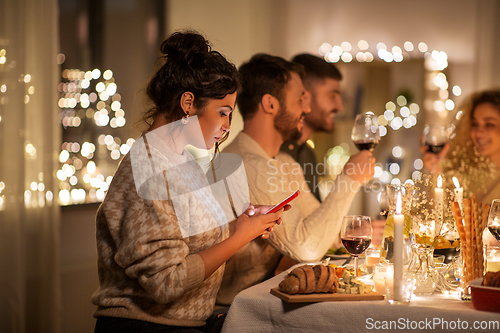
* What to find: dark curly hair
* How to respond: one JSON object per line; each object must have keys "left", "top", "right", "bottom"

{"left": 143, "top": 30, "right": 240, "bottom": 150}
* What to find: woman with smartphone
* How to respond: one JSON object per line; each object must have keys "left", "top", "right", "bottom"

{"left": 91, "top": 31, "right": 287, "bottom": 333}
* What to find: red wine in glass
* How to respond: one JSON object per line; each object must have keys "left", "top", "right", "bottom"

{"left": 425, "top": 142, "right": 445, "bottom": 154}
{"left": 423, "top": 124, "right": 448, "bottom": 154}
{"left": 488, "top": 226, "right": 500, "bottom": 242}
{"left": 353, "top": 140, "right": 379, "bottom": 152}
{"left": 341, "top": 215, "right": 372, "bottom": 277}
{"left": 342, "top": 236, "right": 372, "bottom": 254}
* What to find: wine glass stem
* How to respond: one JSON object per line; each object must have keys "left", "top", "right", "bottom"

{"left": 353, "top": 255, "right": 359, "bottom": 277}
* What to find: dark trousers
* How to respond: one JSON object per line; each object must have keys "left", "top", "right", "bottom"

{"left": 94, "top": 308, "right": 228, "bottom": 333}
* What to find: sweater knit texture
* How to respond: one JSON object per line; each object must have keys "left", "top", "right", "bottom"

{"left": 92, "top": 131, "right": 229, "bottom": 327}
{"left": 216, "top": 132, "right": 359, "bottom": 305}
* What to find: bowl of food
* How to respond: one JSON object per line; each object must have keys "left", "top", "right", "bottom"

{"left": 470, "top": 271, "right": 500, "bottom": 313}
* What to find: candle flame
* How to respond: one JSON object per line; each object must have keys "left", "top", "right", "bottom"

{"left": 452, "top": 176, "right": 460, "bottom": 189}
{"left": 437, "top": 175, "right": 443, "bottom": 189}
{"left": 395, "top": 192, "right": 402, "bottom": 215}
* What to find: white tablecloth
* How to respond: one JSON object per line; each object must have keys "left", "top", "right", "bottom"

{"left": 222, "top": 263, "right": 500, "bottom": 333}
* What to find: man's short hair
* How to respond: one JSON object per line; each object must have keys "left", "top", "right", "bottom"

{"left": 291, "top": 53, "right": 342, "bottom": 85}
{"left": 237, "top": 53, "right": 304, "bottom": 121}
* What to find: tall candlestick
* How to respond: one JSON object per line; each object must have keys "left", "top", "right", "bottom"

{"left": 453, "top": 176, "right": 463, "bottom": 212}
{"left": 393, "top": 191, "right": 404, "bottom": 302}
{"left": 435, "top": 175, "right": 444, "bottom": 224}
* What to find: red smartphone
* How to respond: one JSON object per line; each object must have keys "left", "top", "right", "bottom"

{"left": 265, "top": 190, "right": 300, "bottom": 214}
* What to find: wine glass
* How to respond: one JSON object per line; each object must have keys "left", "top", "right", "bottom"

{"left": 487, "top": 199, "right": 500, "bottom": 242}
{"left": 422, "top": 124, "right": 448, "bottom": 154}
{"left": 341, "top": 215, "right": 372, "bottom": 277}
{"left": 351, "top": 113, "right": 380, "bottom": 152}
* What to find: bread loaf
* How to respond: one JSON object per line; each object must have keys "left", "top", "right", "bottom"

{"left": 279, "top": 264, "right": 339, "bottom": 295}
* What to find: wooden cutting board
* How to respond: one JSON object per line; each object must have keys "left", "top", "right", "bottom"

{"left": 270, "top": 288, "right": 385, "bottom": 303}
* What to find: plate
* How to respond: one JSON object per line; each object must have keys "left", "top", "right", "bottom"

{"left": 325, "top": 254, "right": 351, "bottom": 260}
{"left": 270, "top": 288, "right": 384, "bottom": 303}
{"left": 470, "top": 278, "right": 500, "bottom": 313}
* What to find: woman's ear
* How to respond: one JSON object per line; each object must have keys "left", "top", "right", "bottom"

{"left": 261, "top": 94, "right": 280, "bottom": 115}
{"left": 180, "top": 92, "right": 196, "bottom": 115}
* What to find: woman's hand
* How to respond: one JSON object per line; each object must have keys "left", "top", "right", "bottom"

{"left": 198, "top": 204, "right": 288, "bottom": 279}
{"left": 420, "top": 142, "right": 449, "bottom": 173}
{"left": 245, "top": 204, "right": 292, "bottom": 237}
{"left": 342, "top": 150, "right": 376, "bottom": 184}
{"left": 231, "top": 204, "right": 290, "bottom": 241}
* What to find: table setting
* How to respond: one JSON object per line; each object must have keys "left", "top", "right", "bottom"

{"left": 221, "top": 177, "right": 500, "bottom": 333}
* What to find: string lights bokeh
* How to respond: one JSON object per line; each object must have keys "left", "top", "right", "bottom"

{"left": 319, "top": 40, "right": 461, "bottom": 190}
{"left": 0, "top": 46, "right": 55, "bottom": 210}
{"left": 57, "top": 61, "right": 135, "bottom": 205}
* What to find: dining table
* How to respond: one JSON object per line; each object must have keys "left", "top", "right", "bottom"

{"left": 221, "top": 260, "right": 500, "bottom": 333}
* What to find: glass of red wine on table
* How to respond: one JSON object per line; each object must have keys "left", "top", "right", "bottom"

{"left": 341, "top": 215, "right": 372, "bottom": 278}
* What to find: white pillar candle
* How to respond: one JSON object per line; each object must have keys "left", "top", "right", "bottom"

{"left": 453, "top": 176, "right": 463, "bottom": 213}
{"left": 435, "top": 175, "right": 444, "bottom": 224}
{"left": 393, "top": 192, "right": 404, "bottom": 302}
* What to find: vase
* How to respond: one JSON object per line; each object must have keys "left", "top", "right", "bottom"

{"left": 408, "top": 246, "right": 438, "bottom": 295}
{"left": 381, "top": 183, "right": 414, "bottom": 263}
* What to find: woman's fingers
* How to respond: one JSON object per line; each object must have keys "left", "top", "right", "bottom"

{"left": 249, "top": 203, "right": 293, "bottom": 215}
{"left": 244, "top": 204, "right": 255, "bottom": 216}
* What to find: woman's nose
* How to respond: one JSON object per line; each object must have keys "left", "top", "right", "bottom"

{"left": 222, "top": 121, "right": 230, "bottom": 132}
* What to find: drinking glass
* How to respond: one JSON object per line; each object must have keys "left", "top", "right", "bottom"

{"left": 364, "top": 246, "right": 382, "bottom": 274}
{"left": 351, "top": 113, "right": 380, "bottom": 152}
{"left": 422, "top": 124, "right": 447, "bottom": 154}
{"left": 341, "top": 215, "right": 372, "bottom": 277}
{"left": 484, "top": 245, "right": 500, "bottom": 273}
{"left": 487, "top": 199, "right": 500, "bottom": 242}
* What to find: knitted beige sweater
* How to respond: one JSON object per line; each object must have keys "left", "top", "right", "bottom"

{"left": 92, "top": 135, "right": 229, "bottom": 327}
{"left": 217, "top": 132, "right": 359, "bottom": 305}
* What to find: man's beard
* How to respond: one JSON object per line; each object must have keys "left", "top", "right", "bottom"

{"left": 274, "top": 105, "right": 302, "bottom": 142}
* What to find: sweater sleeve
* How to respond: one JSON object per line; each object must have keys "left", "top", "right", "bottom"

{"left": 245, "top": 154, "right": 359, "bottom": 262}
{"left": 98, "top": 156, "right": 206, "bottom": 305}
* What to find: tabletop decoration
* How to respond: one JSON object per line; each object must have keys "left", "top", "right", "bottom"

{"left": 452, "top": 176, "right": 464, "bottom": 213}
{"left": 442, "top": 141, "right": 496, "bottom": 200}
{"left": 393, "top": 192, "right": 405, "bottom": 302}
{"left": 451, "top": 196, "right": 489, "bottom": 300}
{"left": 407, "top": 173, "right": 462, "bottom": 295}
{"left": 381, "top": 183, "right": 414, "bottom": 262}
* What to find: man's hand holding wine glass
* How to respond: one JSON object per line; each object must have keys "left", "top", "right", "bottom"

{"left": 342, "top": 150, "right": 376, "bottom": 184}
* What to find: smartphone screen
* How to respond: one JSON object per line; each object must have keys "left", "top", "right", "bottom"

{"left": 265, "top": 190, "right": 300, "bottom": 214}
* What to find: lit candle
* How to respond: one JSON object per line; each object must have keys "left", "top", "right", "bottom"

{"left": 453, "top": 176, "right": 463, "bottom": 213}
{"left": 393, "top": 192, "right": 404, "bottom": 302}
{"left": 435, "top": 175, "right": 444, "bottom": 223}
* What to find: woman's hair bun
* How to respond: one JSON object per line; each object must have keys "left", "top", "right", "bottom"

{"left": 160, "top": 31, "right": 211, "bottom": 62}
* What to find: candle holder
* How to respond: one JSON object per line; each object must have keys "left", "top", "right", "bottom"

{"left": 381, "top": 184, "right": 414, "bottom": 263}
{"left": 407, "top": 246, "right": 438, "bottom": 295}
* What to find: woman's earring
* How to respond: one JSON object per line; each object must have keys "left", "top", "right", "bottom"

{"left": 181, "top": 111, "right": 190, "bottom": 124}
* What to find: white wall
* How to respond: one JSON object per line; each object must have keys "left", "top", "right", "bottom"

{"left": 167, "top": 0, "right": 500, "bottom": 145}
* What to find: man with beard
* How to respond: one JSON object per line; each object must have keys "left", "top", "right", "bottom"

{"left": 281, "top": 53, "right": 344, "bottom": 201}
{"left": 216, "top": 54, "right": 375, "bottom": 306}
